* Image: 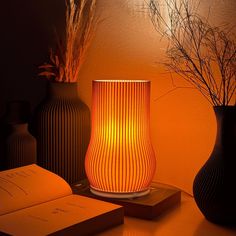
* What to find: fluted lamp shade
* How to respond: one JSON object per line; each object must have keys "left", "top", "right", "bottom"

{"left": 85, "top": 80, "right": 156, "bottom": 198}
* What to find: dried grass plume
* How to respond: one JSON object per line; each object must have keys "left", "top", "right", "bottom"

{"left": 39, "top": 0, "right": 97, "bottom": 83}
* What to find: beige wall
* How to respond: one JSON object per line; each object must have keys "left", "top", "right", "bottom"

{"left": 78, "top": 0, "right": 236, "bottom": 194}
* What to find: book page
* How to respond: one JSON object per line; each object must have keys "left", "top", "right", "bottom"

{"left": 0, "top": 164, "right": 72, "bottom": 216}
{"left": 0, "top": 194, "right": 122, "bottom": 236}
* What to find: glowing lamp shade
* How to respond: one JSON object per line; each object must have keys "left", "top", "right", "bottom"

{"left": 85, "top": 80, "right": 156, "bottom": 198}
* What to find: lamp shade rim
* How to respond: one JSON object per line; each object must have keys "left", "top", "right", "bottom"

{"left": 93, "top": 80, "right": 150, "bottom": 83}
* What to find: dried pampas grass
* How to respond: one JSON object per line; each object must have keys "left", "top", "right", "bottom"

{"left": 39, "top": 0, "right": 97, "bottom": 83}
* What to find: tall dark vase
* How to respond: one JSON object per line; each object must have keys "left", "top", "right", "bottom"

{"left": 35, "top": 82, "right": 90, "bottom": 184}
{"left": 193, "top": 106, "right": 236, "bottom": 225}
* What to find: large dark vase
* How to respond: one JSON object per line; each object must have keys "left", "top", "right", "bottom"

{"left": 36, "top": 82, "right": 90, "bottom": 184}
{"left": 193, "top": 106, "right": 236, "bottom": 225}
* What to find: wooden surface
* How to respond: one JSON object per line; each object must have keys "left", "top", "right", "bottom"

{"left": 73, "top": 182, "right": 181, "bottom": 219}
{"left": 95, "top": 193, "right": 236, "bottom": 236}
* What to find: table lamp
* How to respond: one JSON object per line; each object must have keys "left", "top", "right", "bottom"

{"left": 85, "top": 80, "right": 156, "bottom": 198}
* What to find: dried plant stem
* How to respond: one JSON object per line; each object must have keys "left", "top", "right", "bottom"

{"left": 39, "top": 0, "right": 97, "bottom": 83}
{"left": 149, "top": 0, "right": 236, "bottom": 106}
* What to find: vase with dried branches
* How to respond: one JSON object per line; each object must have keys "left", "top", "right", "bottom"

{"left": 35, "top": 0, "right": 96, "bottom": 184}
{"left": 149, "top": 0, "right": 236, "bottom": 224}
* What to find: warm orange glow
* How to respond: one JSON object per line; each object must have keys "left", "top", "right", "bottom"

{"left": 85, "top": 80, "right": 156, "bottom": 196}
{"left": 77, "top": 0, "right": 230, "bottom": 194}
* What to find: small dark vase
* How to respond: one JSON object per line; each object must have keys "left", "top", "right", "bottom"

{"left": 3, "top": 100, "right": 36, "bottom": 169}
{"left": 193, "top": 106, "right": 236, "bottom": 225}
{"left": 35, "top": 82, "right": 90, "bottom": 184}
{"left": 6, "top": 123, "right": 37, "bottom": 169}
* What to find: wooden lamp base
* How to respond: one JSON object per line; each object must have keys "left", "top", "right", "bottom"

{"left": 72, "top": 181, "right": 181, "bottom": 220}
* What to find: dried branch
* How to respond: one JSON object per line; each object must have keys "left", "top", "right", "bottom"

{"left": 149, "top": 0, "right": 236, "bottom": 106}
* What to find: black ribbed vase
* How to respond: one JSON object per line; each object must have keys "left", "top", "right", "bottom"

{"left": 193, "top": 106, "right": 236, "bottom": 225}
{"left": 6, "top": 123, "right": 37, "bottom": 169}
{"left": 36, "top": 82, "right": 90, "bottom": 184}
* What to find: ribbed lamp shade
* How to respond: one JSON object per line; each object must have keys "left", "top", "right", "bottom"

{"left": 85, "top": 80, "right": 156, "bottom": 198}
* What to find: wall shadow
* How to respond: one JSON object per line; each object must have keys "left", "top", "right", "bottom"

{"left": 0, "top": 0, "right": 65, "bottom": 169}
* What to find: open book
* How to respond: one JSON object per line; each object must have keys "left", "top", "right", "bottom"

{"left": 0, "top": 165, "right": 124, "bottom": 236}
